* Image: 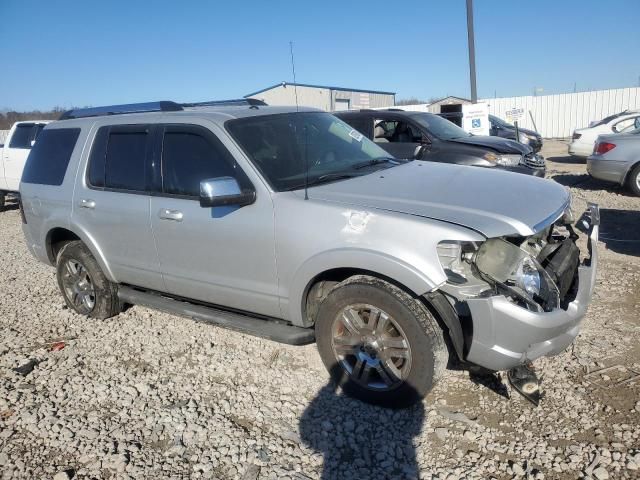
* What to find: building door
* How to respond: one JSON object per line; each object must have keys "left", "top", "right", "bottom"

{"left": 334, "top": 99, "right": 350, "bottom": 111}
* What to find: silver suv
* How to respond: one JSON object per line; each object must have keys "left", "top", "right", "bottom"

{"left": 20, "top": 100, "right": 599, "bottom": 407}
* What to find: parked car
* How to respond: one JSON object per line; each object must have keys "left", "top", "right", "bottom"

{"left": 569, "top": 109, "right": 640, "bottom": 157}
{"left": 0, "top": 120, "right": 50, "bottom": 206}
{"left": 587, "top": 128, "right": 640, "bottom": 196}
{"left": 335, "top": 109, "right": 545, "bottom": 176}
{"left": 20, "top": 100, "right": 598, "bottom": 408}
{"left": 489, "top": 115, "right": 543, "bottom": 153}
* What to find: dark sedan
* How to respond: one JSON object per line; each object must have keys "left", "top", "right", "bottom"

{"left": 335, "top": 109, "right": 545, "bottom": 176}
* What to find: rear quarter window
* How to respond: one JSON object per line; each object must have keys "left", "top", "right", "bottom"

{"left": 21, "top": 128, "right": 81, "bottom": 186}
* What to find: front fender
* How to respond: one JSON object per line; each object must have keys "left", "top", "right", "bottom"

{"left": 288, "top": 248, "right": 445, "bottom": 327}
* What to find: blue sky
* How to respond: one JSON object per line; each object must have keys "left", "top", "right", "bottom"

{"left": 1, "top": 0, "right": 639, "bottom": 111}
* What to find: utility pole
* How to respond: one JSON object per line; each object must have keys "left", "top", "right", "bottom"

{"left": 466, "top": 0, "right": 477, "bottom": 103}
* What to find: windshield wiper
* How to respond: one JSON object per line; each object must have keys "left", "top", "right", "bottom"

{"left": 351, "top": 156, "right": 400, "bottom": 170}
{"left": 284, "top": 172, "right": 362, "bottom": 191}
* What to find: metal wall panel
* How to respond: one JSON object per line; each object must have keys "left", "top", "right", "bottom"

{"left": 481, "top": 87, "right": 640, "bottom": 138}
{"left": 247, "top": 85, "right": 394, "bottom": 111}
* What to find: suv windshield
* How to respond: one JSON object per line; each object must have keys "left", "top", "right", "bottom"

{"left": 226, "top": 112, "right": 397, "bottom": 191}
{"left": 411, "top": 113, "right": 471, "bottom": 140}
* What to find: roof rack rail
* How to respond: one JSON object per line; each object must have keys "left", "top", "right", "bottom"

{"left": 181, "top": 98, "right": 267, "bottom": 107}
{"left": 59, "top": 101, "right": 183, "bottom": 120}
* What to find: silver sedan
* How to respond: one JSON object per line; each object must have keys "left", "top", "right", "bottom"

{"left": 587, "top": 129, "right": 640, "bottom": 196}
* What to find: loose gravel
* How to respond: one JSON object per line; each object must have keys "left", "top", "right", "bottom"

{"left": 1, "top": 141, "right": 639, "bottom": 479}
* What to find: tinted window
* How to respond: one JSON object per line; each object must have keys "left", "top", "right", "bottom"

{"left": 9, "top": 124, "right": 34, "bottom": 149}
{"left": 162, "top": 126, "right": 237, "bottom": 197}
{"left": 104, "top": 128, "right": 149, "bottom": 191}
{"left": 22, "top": 128, "right": 80, "bottom": 185}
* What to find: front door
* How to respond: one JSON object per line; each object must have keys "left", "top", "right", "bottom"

{"left": 149, "top": 123, "right": 280, "bottom": 318}
{"left": 373, "top": 117, "right": 423, "bottom": 160}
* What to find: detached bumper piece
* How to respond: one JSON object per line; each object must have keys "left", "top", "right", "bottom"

{"left": 465, "top": 204, "right": 600, "bottom": 372}
{"left": 508, "top": 364, "right": 542, "bottom": 407}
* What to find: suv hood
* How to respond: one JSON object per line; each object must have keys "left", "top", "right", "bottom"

{"left": 447, "top": 135, "right": 532, "bottom": 155}
{"left": 308, "top": 162, "right": 569, "bottom": 238}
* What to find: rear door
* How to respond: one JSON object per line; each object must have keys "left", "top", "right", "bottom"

{"left": 4, "top": 123, "right": 36, "bottom": 191}
{"left": 149, "top": 123, "right": 280, "bottom": 317}
{"left": 72, "top": 124, "right": 164, "bottom": 291}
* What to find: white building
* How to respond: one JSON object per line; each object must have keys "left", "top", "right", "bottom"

{"left": 244, "top": 82, "right": 395, "bottom": 111}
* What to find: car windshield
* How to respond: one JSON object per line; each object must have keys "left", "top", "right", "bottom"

{"left": 490, "top": 115, "right": 509, "bottom": 127}
{"left": 411, "top": 113, "right": 471, "bottom": 140}
{"left": 226, "top": 112, "right": 399, "bottom": 191}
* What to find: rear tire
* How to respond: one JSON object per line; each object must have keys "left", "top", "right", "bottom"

{"left": 627, "top": 163, "right": 640, "bottom": 196}
{"left": 315, "top": 275, "right": 447, "bottom": 408}
{"left": 0, "top": 193, "right": 5, "bottom": 208}
{"left": 56, "top": 241, "right": 120, "bottom": 319}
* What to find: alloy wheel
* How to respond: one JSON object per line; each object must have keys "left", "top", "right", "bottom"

{"left": 331, "top": 303, "right": 412, "bottom": 391}
{"left": 61, "top": 258, "right": 96, "bottom": 314}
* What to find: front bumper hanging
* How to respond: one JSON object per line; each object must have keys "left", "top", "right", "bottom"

{"left": 464, "top": 203, "right": 600, "bottom": 372}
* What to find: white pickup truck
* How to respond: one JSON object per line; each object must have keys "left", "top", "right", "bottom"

{"left": 0, "top": 120, "right": 50, "bottom": 207}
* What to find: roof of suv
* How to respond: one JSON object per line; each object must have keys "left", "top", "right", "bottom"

{"left": 53, "top": 101, "right": 322, "bottom": 128}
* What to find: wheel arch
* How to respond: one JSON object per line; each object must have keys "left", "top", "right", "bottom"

{"left": 289, "top": 248, "right": 446, "bottom": 329}
{"left": 45, "top": 226, "right": 116, "bottom": 282}
{"left": 621, "top": 159, "right": 640, "bottom": 186}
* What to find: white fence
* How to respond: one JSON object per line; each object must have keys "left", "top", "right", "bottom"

{"left": 0, "top": 130, "right": 8, "bottom": 144}
{"left": 481, "top": 87, "right": 640, "bottom": 138}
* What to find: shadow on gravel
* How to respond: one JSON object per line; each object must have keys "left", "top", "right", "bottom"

{"left": 0, "top": 198, "right": 19, "bottom": 213}
{"left": 579, "top": 208, "right": 640, "bottom": 257}
{"left": 551, "top": 173, "right": 628, "bottom": 193}
{"left": 299, "top": 366, "right": 423, "bottom": 479}
{"left": 547, "top": 155, "right": 586, "bottom": 165}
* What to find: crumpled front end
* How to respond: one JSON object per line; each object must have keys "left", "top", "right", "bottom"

{"left": 438, "top": 203, "right": 599, "bottom": 371}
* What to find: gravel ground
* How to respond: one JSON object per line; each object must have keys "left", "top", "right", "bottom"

{"left": 1, "top": 140, "right": 639, "bottom": 480}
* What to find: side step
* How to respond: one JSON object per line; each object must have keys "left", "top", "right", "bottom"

{"left": 117, "top": 286, "right": 315, "bottom": 346}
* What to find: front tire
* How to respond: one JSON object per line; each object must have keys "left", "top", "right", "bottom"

{"left": 315, "top": 275, "right": 447, "bottom": 408}
{"left": 627, "top": 163, "right": 640, "bottom": 196}
{"left": 56, "top": 241, "right": 120, "bottom": 319}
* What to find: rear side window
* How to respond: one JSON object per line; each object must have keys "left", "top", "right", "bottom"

{"left": 9, "top": 124, "right": 35, "bottom": 149}
{"left": 22, "top": 128, "right": 81, "bottom": 185}
{"left": 161, "top": 126, "right": 238, "bottom": 197}
{"left": 88, "top": 125, "right": 150, "bottom": 192}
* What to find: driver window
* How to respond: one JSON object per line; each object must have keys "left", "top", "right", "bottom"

{"left": 161, "top": 125, "right": 240, "bottom": 197}
{"left": 374, "top": 119, "right": 421, "bottom": 143}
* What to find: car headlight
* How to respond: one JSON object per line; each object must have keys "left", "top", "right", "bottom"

{"left": 483, "top": 152, "right": 522, "bottom": 167}
{"left": 518, "top": 132, "right": 532, "bottom": 144}
{"left": 474, "top": 238, "right": 559, "bottom": 310}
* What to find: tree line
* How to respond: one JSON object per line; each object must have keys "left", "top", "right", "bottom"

{"left": 0, "top": 108, "right": 66, "bottom": 130}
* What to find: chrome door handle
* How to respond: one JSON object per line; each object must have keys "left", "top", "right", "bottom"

{"left": 79, "top": 199, "right": 95, "bottom": 209}
{"left": 159, "top": 208, "right": 183, "bottom": 222}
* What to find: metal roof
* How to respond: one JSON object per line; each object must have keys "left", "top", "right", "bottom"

{"left": 245, "top": 82, "right": 396, "bottom": 98}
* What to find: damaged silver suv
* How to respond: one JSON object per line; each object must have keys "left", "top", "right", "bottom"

{"left": 20, "top": 100, "right": 599, "bottom": 407}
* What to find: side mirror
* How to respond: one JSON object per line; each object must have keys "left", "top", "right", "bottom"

{"left": 413, "top": 145, "right": 427, "bottom": 159}
{"left": 199, "top": 177, "right": 255, "bottom": 208}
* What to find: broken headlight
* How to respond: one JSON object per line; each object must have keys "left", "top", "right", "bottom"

{"left": 474, "top": 238, "right": 559, "bottom": 311}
